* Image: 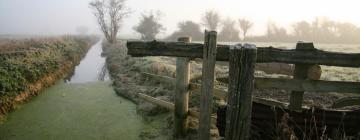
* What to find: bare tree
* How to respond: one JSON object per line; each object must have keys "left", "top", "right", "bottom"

{"left": 133, "top": 11, "right": 165, "bottom": 40}
{"left": 218, "top": 18, "right": 240, "bottom": 42}
{"left": 89, "top": 0, "right": 130, "bottom": 43}
{"left": 336, "top": 22, "right": 358, "bottom": 42}
{"left": 238, "top": 18, "right": 253, "bottom": 40}
{"left": 166, "top": 21, "right": 203, "bottom": 41}
{"left": 201, "top": 10, "right": 221, "bottom": 31}
{"left": 311, "top": 16, "right": 338, "bottom": 42}
{"left": 292, "top": 21, "right": 311, "bottom": 38}
{"left": 267, "top": 22, "right": 289, "bottom": 42}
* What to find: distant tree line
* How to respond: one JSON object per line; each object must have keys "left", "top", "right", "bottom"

{"left": 133, "top": 10, "right": 360, "bottom": 43}
{"left": 88, "top": 0, "right": 360, "bottom": 44}
{"left": 247, "top": 17, "right": 360, "bottom": 44}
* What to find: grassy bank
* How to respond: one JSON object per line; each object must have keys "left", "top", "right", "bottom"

{"left": 0, "top": 36, "right": 97, "bottom": 122}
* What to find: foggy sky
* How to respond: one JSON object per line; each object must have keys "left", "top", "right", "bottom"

{"left": 1, "top": 0, "right": 360, "bottom": 38}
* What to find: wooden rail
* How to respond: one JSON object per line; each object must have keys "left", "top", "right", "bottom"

{"left": 137, "top": 93, "right": 216, "bottom": 121}
{"left": 331, "top": 96, "right": 360, "bottom": 108}
{"left": 217, "top": 77, "right": 360, "bottom": 93}
{"left": 127, "top": 41, "right": 360, "bottom": 67}
{"left": 142, "top": 72, "right": 289, "bottom": 108}
{"left": 257, "top": 78, "right": 360, "bottom": 94}
{"left": 143, "top": 72, "right": 360, "bottom": 94}
{"left": 137, "top": 93, "right": 174, "bottom": 111}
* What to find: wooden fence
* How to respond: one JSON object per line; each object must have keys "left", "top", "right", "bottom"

{"left": 126, "top": 31, "right": 360, "bottom": 140}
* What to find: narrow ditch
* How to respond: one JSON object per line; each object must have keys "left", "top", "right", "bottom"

{"left": 0, "top": 40, "right": 145, "bottom": 140}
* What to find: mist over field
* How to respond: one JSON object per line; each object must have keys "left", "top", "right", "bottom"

{"left": 1, "top": 0, "right": 360, "bottom": 43}
{"left": 1, "top": 1, "right": 360, "bottom": 140}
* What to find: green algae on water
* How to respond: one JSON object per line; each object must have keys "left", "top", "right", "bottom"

{"left": 0, "top": 81, "right": 144, "bottom": 140}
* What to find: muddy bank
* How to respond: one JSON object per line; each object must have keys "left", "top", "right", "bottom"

{"left": 0, "top": 36, "right": 97, "bottom": 122}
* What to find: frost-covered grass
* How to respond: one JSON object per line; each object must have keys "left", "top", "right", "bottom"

{"left": 0, "top": 36, "right": 97, "bottom": 122}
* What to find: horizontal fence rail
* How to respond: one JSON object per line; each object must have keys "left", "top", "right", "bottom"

{"left": 136, "top": 93, "right": 217, "bottom": 120}
{"left": 136, "top": 93, "right": 212, "bottom": 120}
{"left": 141, "top": 72, "right": 289, "bottom": 108}
{"left": 127, "top": 41, "right": 360, "bottom": 67}
{"left": 217, "top": 77, "right": 360, "bottom": 94}
{"left": 142, "top": 72, "right": 359, "bottom": 111}
{"left": 142, "top": 70, "right": 359, "bottom": 94}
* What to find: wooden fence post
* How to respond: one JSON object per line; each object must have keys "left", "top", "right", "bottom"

{"left": 174, "top": 37, "right": 191, "bottom": 137}
{"left": 199, "top": 31, "right": 217, "bottom": 140}
{"left": 225, "top": 44, "right": 257, "bottom": 140}
{"left": 289, "top": 42, "right": 315, "bottom": 111}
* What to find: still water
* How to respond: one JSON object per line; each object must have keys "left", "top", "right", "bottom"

{"left": 68, "top": 40, "right": 110, "bottom": 83}
{"left": 0, "top": 40, "right": 144, "bottom": 140}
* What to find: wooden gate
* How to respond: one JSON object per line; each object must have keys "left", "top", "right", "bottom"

{"left": 127, "top": 31, "right": 360, "bottom": 140}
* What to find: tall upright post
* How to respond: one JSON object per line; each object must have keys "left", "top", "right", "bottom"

{"left": 174, "top": 37, "right": 191, "bottom": 138}
{"left": 198, "top": 31, "right": 217, "bottom": 140}
{"left": 225, "top": 44, "right": 257, "bottom": 140}
{"left": 289, "top": 42, "right": 315, "bottom": 111}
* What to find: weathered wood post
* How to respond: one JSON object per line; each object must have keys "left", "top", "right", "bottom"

{"left": 225, "top": 44, "right": 257, "bottom": 140}
{"left": 199, "top": 31, "right": 217, "bottom": 140}
{"left": 174, "top": 37, "right": 191, "bottom": 137}
{"left": 289, "top": 42, "right": 315, "bottom": 111}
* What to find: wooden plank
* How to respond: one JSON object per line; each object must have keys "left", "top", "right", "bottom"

{"left": 225, "top": 44, "right": 257, "bottom": 140}
{"left": 174, "top": 37, "right": 191, "bottom": 137}
{"left": 137, "top": 93, "right": 174, "bottom": 111}
{"left": 136, "top": 93, "right": 216, "bottom": 121}
{"left": 190, "top": 83, "right": 287, "bottom": 108}
{"left": 252, "top": 97, "right": 287, "bottom": 108}
{"left": 189, "top": 83, "right": 227, "bottom": 99}
{"left": 198, "top": 31, "right": 217, "bottom": 140}
{"left": 332, "top": 96, "right": 360, "bottom": 108}
{"left": 197, "top": 63, "right": 320, "bottom": 79}
{"left": 137, "top": 89, "right": 294, "bottom": 119}
{"left": 218, "top": 77, "right": 360, "bottom": 93}
{"left": 141, "top": 72, "right": 175, "bottom": 84}
{"left": 142, "top": 71, "right": 359, "bottom": 98}
{"left": 141, "top": 72, "right": 289, "bottom": 107}
{"left": 255, "top": 78, "right": 360, "bottom": 93}
{"left": 127, "top": 41, "right": 360, "bottom": 67}
{"left": 137, "top": 92, "right": 191, "bottom": 116}
{"left": 289, "top": 42, "right": 314, "bottom": 111}
{"left": 142, "top": 72, "right": 227, "bottom": 99}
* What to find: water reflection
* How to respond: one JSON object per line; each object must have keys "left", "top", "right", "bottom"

{"left": 98, "top": 63, "right": 109, "bottom": 81}
{"left": 67, "top": 40, "right": 110, "bottom": 83}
